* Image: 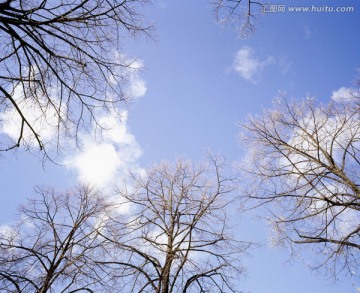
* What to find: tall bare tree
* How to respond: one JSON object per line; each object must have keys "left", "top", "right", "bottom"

{"left": 0, "top": 185, "right": 119, "bottom": 292}
{"left": 0, "top": 0, "right": 151, "bottom": 155}
{"left": 239, "top": 94, "right": 360, "bottom": 277}
{"left": 212, "top": 0, "right": 266, "bottom": 37}
{"left": 98, "top": 156, "right": 252, "bottom": 293}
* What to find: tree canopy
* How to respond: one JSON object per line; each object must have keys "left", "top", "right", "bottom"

{"left": 98, "top": 156, "right": 252, "bottom": 292}
{"left": 239, "top": 94, "right": 360, "bottom": 277}
{"left": 0, "top": 0, "right": 151, "bottom": 156}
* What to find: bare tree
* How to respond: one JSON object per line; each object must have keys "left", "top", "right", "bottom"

{"left": 98, "top": 156, "right": 252, "bottom": 293}
{"left": 0, "top": 0, "right": 151, "bottom": 155}
{"left": 212, "top": 0, "right": 266, "bottom": 37}
{"left": 0, "top": 185, "right": 120, "bottom": 292}
{"left": 239, "top": 94, "right": 360, "bottom": 277}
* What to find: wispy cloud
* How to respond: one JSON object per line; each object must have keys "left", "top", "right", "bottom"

{"left": 232, "top": 46, "right": 275, "bottom": 84}
{"left": 304, "top": 25, "right": 312, "bottom": 39}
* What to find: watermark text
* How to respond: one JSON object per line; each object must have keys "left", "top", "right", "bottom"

{"left": 262, "top": 5, "right": 354, "bottom": 13}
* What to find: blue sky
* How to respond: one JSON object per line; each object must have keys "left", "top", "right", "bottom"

{"left": 1, "top": 0, "right": 360, "bottom": 292}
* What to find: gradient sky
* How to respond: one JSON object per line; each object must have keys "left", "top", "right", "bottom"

{"left": 1, "top": 0, "right": 360, "bottom": 292}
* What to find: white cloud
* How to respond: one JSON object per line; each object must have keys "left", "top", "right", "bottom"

{"left": 110, "top": 55, "right": 147, "bottom": 99}
{"left": 70, "top": 143, "right": 121, "bottom": 187}
{"left": 0, "top": 54, "right": 147, "bottom": 152}
{"left": 129, "top": 76, "right": 147, "bottom": 98}
{"left": 0, "top": 224, "right": 15, "bottom": 236}
{"left": 126, "top": 59, "right": 147, "bottom": 98}
{"left": 0, "top": 84, "right": 65, "bottom": 148}
{"left": 232, "top": 46, "right": 274, "bottom": 83}
{"left": 330, "top": 87, "right": 354, "bottom": 102}
{"left": 62, "top": 56, "right": 147, "bottom": 189}
{"left": 65, "top": 111, "right": 143, "bottom": 189}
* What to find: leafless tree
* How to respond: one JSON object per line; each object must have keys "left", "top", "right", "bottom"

{"left": 98, "top": 156, "right": 252, "bottom": 293}
{"left": 0, "top": 185, "right": 120, "bottom": 292}
{"left": 239, "top": 94, "right": 360, "bottom": 277}
{"left": 212, "top": 0, "right": 266, "bottom": 37}
{"left": 0, "top": 0, "right": 151, "bottom": 156}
